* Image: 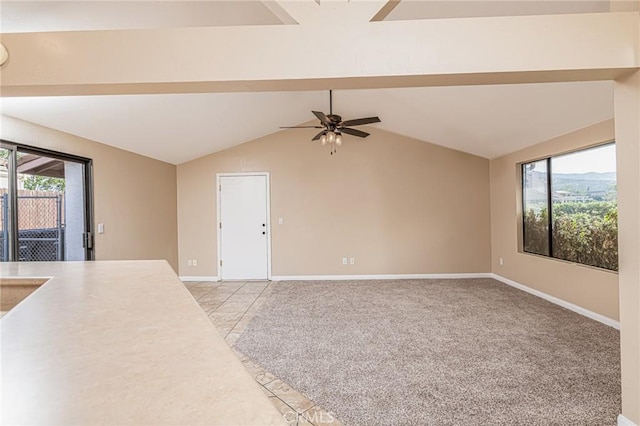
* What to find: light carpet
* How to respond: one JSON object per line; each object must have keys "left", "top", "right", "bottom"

{"left": 235, "top": 278, "right": 620, "bottom": 425}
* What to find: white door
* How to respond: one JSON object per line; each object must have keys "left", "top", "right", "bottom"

{"left": 219, "top": 175, "right": 269, "bottom": 280}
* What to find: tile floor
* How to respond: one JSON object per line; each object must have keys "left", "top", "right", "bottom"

{"left": 184, "top": 281, "right": 341, "bottom": 426}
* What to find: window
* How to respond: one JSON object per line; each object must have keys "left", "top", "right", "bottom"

{"left": 521, "top": 143, "right": 617, "bottom": 271}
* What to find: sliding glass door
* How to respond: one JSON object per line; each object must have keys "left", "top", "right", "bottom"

{"left": 0, "top": 141, "right": 94, "bottom": 262}
{"left": 1, "top": 146, "right": 13, "bottom": 261}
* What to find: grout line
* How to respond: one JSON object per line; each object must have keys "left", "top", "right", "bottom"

{"left": 260, "top": 375, "right": 276, "bottom": 386}
{"left": 195, "top": 289, "right": 215, "bottom": 302}
{"left": 200, "top": 281, "right": 313, "bottom": 423}
{"left": 208, "top": 281, "right": 258, "bottom": 338}
{"left": 207, "top": 282, "right": 249, "bottom": 319}
{"left": 301, "top": 404, "right": 317, "bottom": 415}
{"left": 259, "top": 373, "right": 320, "bottom": 426}
{"left": 223, "top": 283, "right": 332, "bottom": 426}
{"left": 258, "top": 381, "right": 298, "bottom": 414}
{"left": 224, "top": 282, "right": 272, "bottom": 338}
{"left": 192, "top": 281, "right": 225, "bottom": 301}
{"left": 240, "top": 357, "right": 277, "bottom": 386}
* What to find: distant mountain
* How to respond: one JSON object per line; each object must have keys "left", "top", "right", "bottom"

{"left": 552, "top": 172, "right": 617, "bottom": 199}
{"left": 526, "top": 170, "right": 616, "bottom": 200}
{"left": 554, "top": 172, "right": 616, "bottom": 181}
{"left": 530, "top": 171, "right": 616, "bottom": 181}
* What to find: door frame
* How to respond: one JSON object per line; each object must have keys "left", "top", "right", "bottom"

{"left": 216, "top": 172, "right": 272, "bottom": 281}
{"left": 0, "top": 140, "right": 95, "bottom": 261}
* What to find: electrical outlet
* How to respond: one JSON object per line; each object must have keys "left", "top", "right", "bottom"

{"left": 342, "top": 257, "right": 348, "bottom": 265}
{"left": 187, "top": 259, "right": 193, "bottom": 267}
{"left": 499, "top": 258, "right": 504, "bottom": 266}
{"left": 192, "top": 259, "right": 198, "bottom": 267}
{"left": 350, "top": 258, "right": 355, "bottom": 265}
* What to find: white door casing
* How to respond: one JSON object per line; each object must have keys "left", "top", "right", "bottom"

{"left": 217, "top": 173, "right": 270, "bottom": 280}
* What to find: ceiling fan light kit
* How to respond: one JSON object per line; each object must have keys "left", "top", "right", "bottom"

{"left": 321, "top": 131, "right": 342, "bottom": 148}
{"left": 280, "top": 90, "right": 381, "bottom": 155}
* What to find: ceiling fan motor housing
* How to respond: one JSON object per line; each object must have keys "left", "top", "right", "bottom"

{"left": 279, "top": 91, "right": 380, "bottom": 141}
{"left": 327, "top": 114, "right": 342, "bottom": 124}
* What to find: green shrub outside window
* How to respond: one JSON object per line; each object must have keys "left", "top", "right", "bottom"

{"left": 521, "top": 143, "right": 618, "bottom": 271}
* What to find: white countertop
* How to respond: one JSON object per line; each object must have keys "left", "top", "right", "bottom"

{"left": 0, "top": 260, "right": 285, "bottom": 425}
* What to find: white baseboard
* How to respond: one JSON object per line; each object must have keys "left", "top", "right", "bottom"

{"left": 270, "top": 273, "right": 493, "bottom": 281}
{"left": 179, "top": 276, "right": 219, "bottom": 282}
{"left": 618, "top": 414, "right": 637, "bottom": 426}
{"left": 491, "top": 274, "right": 620, "bottom": 330}
{"left": 179, "top": 273, "right": 618, "bottom": 329}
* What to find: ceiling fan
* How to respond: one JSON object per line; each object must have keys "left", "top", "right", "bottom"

{"left": 280, "top": 90, "right": 381, "bottom": 154}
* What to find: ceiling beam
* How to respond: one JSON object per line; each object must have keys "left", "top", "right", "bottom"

{"left": 264, "top": 1, "right": 385, "bottom": 25}
{"left": 0, "top": 12, "right": 638, "bottom": 97}
{"left": 370, "top": 0, "right": 401, "bottom": 22}
{"left": 3, "top": 69, "right": 634, "bottom": 97}
{"left": 261, "top": 1, "right": 298, "bottom": 25}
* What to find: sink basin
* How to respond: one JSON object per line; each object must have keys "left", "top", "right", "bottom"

{"left": 1, "top": 278, "right": 49, "bottom": 318}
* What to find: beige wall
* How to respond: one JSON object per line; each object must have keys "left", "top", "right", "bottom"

{"left": 177, "top": 127, "right": 491, "bottom": 278}
{"left": 1, "top": 115, "right": 179, "bottom": 271}
{"left": 490, "top": 119, "right": 619, "bottom": 321}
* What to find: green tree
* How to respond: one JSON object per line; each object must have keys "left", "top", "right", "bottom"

{"left": 2, "top": 150, "right": 65, "bottom": 191}
{"left": 22, "top": 175, "right": 65, "bottom": 192}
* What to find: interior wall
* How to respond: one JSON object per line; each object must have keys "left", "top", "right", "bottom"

{"left": 1, "top": 115, "right": 179, "bottom": 271}
{"left": 177, "top": 127, "right": 491, "bottom": 278}
{"left": 490, "top": 119, "right": 619, "bottom": 321}
{"left": 614, "top": 70, "right": 640, "bottom": 425}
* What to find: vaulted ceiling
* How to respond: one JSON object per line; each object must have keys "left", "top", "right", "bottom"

{"left": 0, "top": 1, "right": 629, "bottom": 164}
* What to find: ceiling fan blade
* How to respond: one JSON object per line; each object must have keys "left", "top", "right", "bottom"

{"left": 312, "top": 111, "right": 331, "bottom": 125}
{"left": 312, "top": 130, "right": 327, "bottom": 141}
{"left": 280, "top": 126, "right": 324, "bottom": 129}
{"left": 341, "top": 127, "right": 370, "bottom": 138}
{"left": 341, "top": 116, "right": 381, "bottom": 127}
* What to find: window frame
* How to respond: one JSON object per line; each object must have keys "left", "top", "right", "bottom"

{"left": 0, "top": 139, "right": 95, "bottom": 262}
{"left": 519, "top": 141, "right": 617, "bottom": 272}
